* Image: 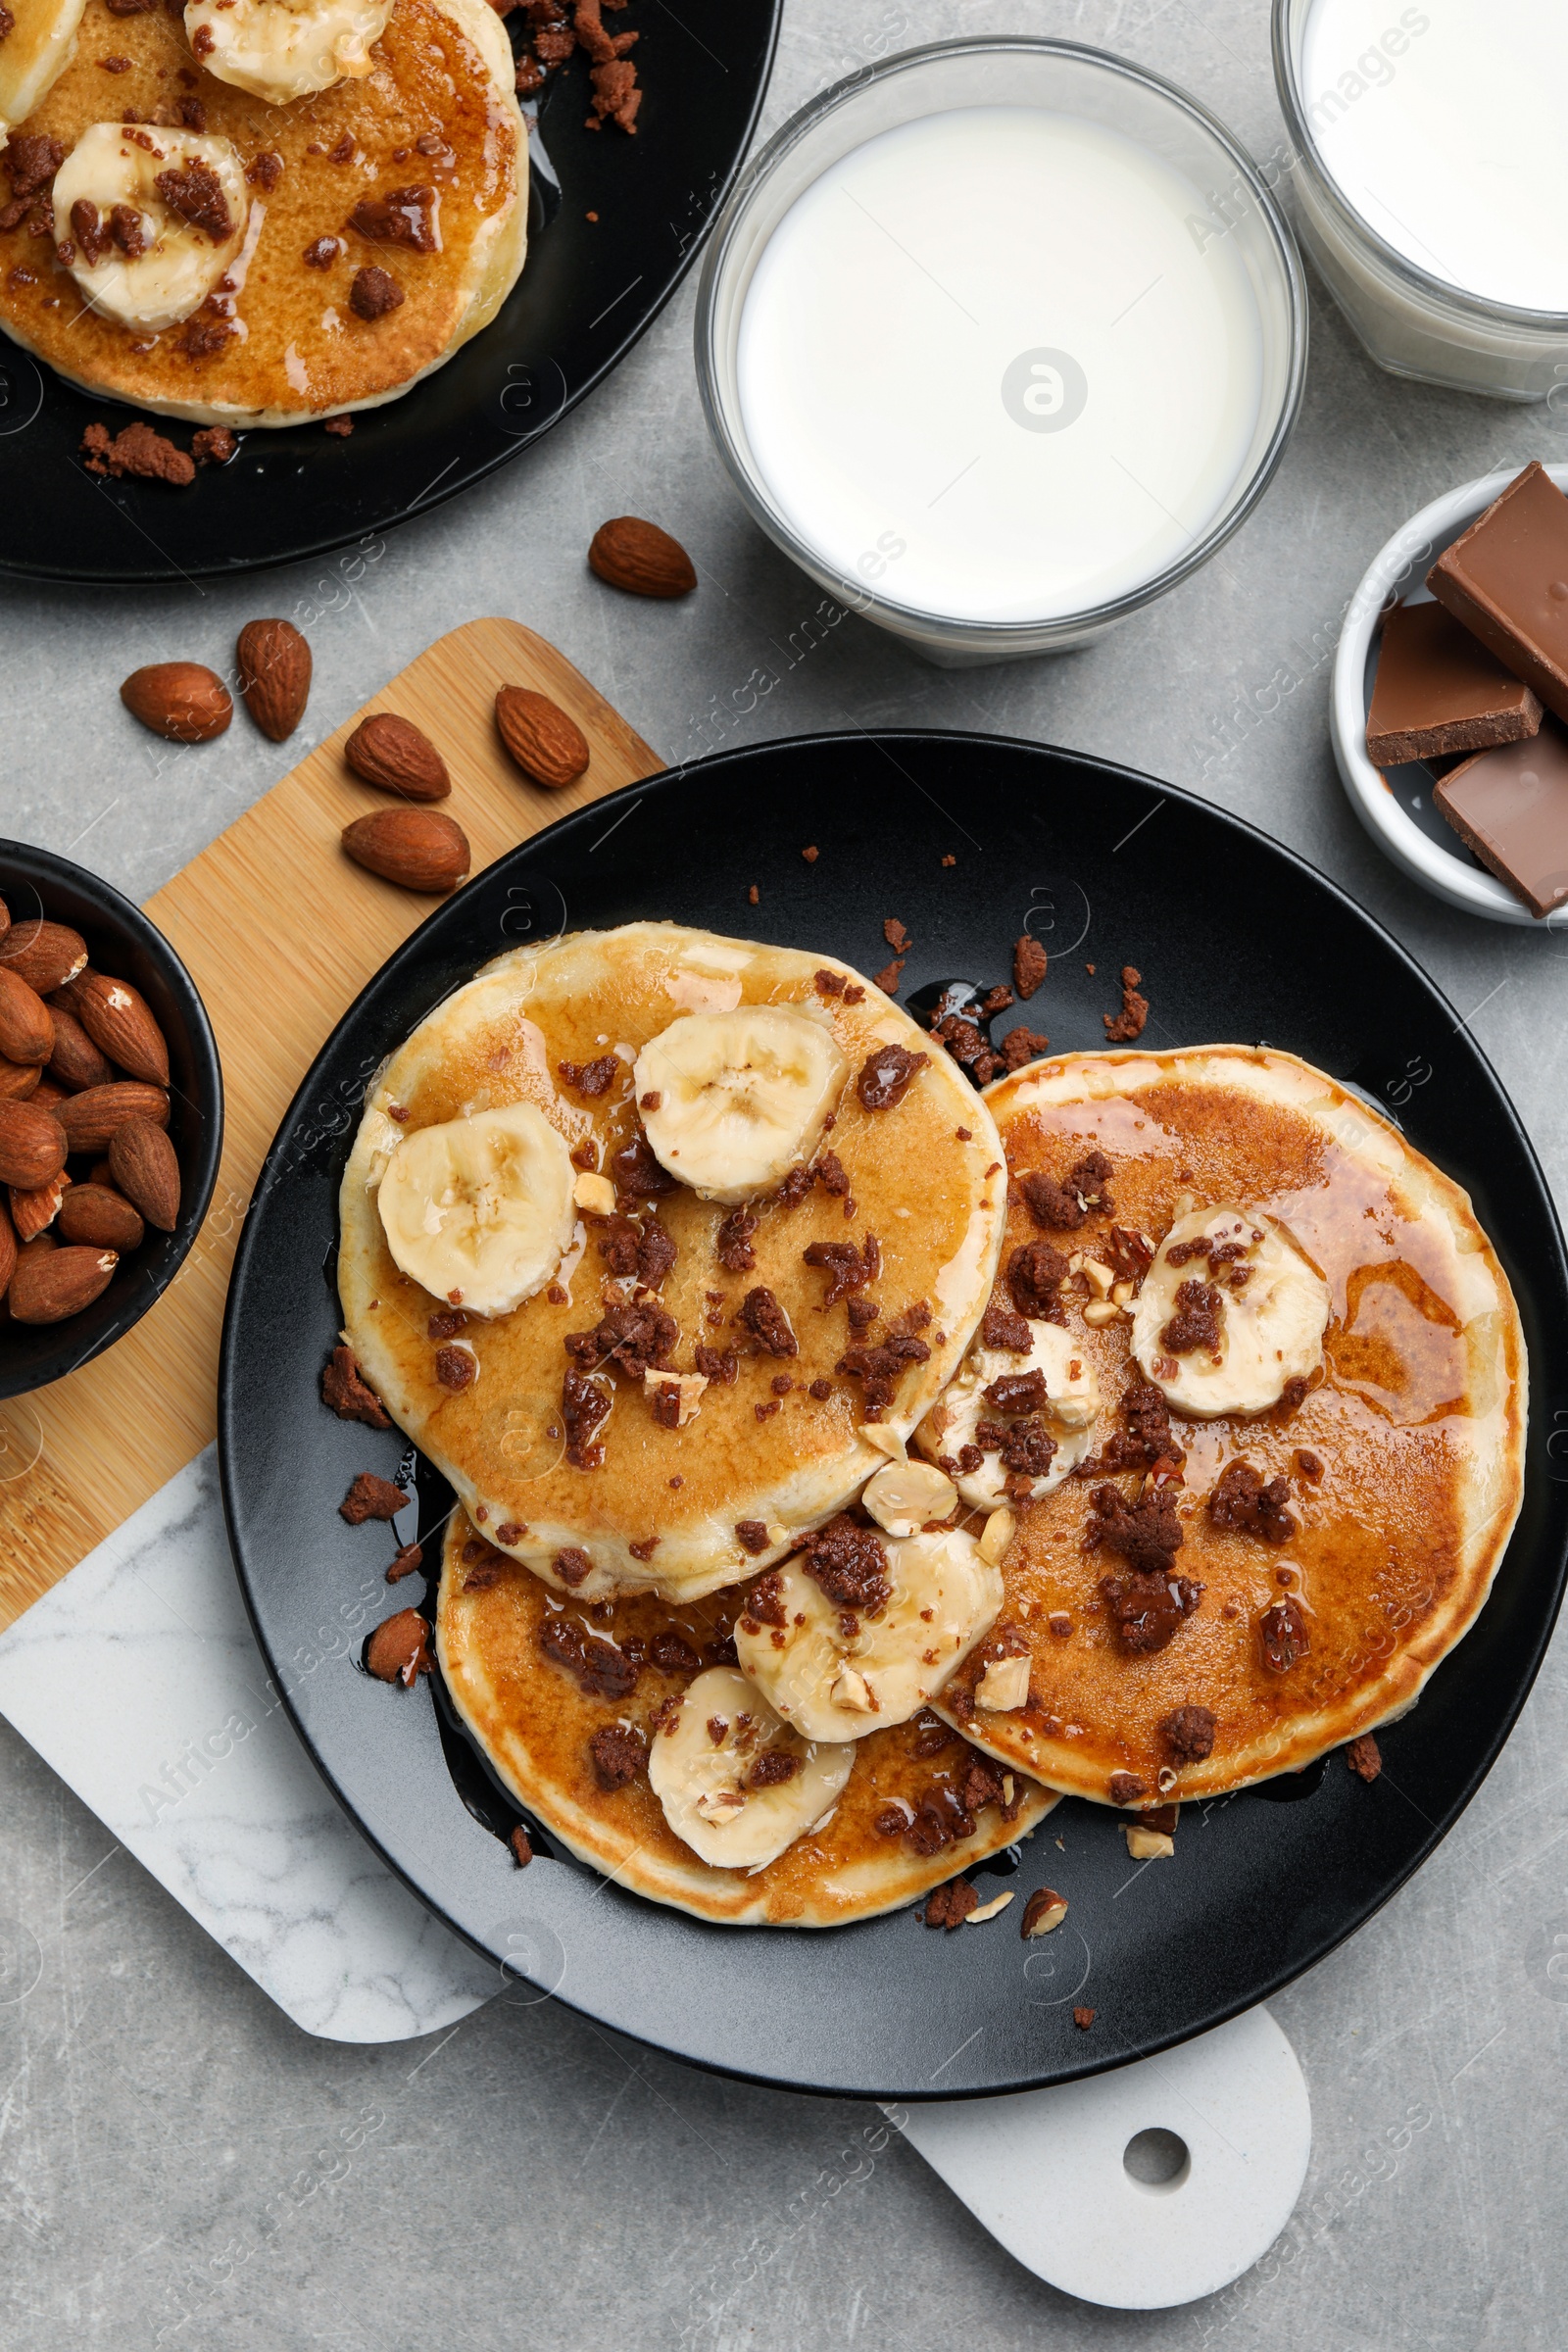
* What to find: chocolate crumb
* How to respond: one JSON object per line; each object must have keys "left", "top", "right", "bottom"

{"left": 1073, "top": 2006, "right": 1096, "bottom": 2030}
{"left": 385, "top": 1542, "right": 422, "bottom": 1583}
{"left": 1013, "top": 935, "right": 1048, "bottom": 999}
{"left": 1102, "top": 963, "right": 1149, "bottom": 1044}
{"left": 510, "top": 1824, "right": 532, "bottom": 1867}
{"left": 365, "top": 1607, "right": 430, "bottom": 1686}
{"left": 923, "top": 1879, "right": 978, "bottom": 1930}
{"left": 590, "top": 1724, "right": 645, "bottom": 1788}
{"left": 340, "top": 1470, "right": 407, "bottom": 1524}
{"left": 1346, "top": 1733, "right": 1382, "bottom": 1782}
{"left": 322, "top": 1346, "right": 391, "bottom": 1427}
{"left": 802, "top": 845, "right": 818, "bottom": 863}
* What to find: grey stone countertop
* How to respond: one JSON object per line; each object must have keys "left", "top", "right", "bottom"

{"left": 4, "top": 0, "right": 1567, "bottom": 2344}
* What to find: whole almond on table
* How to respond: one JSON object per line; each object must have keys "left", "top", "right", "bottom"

{"left": 9, "top": 1245, "right": 119, "bottom": 1324}
{"left": 1, "top": 919, "right": 88, "bottom": 995}
{"left": 121, "top": 662, "right": 233, "bottom": 742}
{"left": 343, "top": 712, "right": 450, "bottom": 801}
{"left": 59, "top": 1183, "right": 144, "bottom": 1252}
{"left": 108, "top": 1120, "right": 180, "bottom": 1232}
{"left": 588, "top": 516, "right": 698, "bottom": 599}
{"left": 236, "top": 618, "right": 312, "bottom": 742}
{"left": 56, "top": 1083, "right": 170, "bottom": 1154}
{"left": 0, "top": 1057, "right": 41, "bottom": 1102}
{"left": 0, "top": 968, "right": 53, "bottom": 1065}
{"left": 46, "top": 1005, "right": 114, "bottom": 1093}
{"left": 342, "top": 808, "right": 469, "bottom": 893}
{"left": 9, "top": 1170, "right": 70, "bottom": 1243}
{"left": 73, "top": 973, "right": 170, "bottom": 1087}
{"left": 0, "top": 1102, "right": 67, "bottom": 1191}
{"left": 495, "top": 687, "right": 590, "bottom": 788}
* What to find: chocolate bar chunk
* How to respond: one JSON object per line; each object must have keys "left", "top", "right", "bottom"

{"left": 1428, "top": 462, "right": 1568, "bottom": 726}
{"left": 1433, "top": 719, "right": 1568, "bottom": 919}
{"left": 1366, "top": 601, "right": 1541, "bottom": 765}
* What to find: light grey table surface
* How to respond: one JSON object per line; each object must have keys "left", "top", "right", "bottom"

{"left": 4, "top": 1, "right": 1568, "bottom": 2343}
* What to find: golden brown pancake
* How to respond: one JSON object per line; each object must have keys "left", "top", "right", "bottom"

{"left": 436, "top": 1512, "right": 1056, "bottom": 1926}
{"left": 926, "top": 1047, "right": 1527, "bottom": 1805}
{"left": 338, "top": 923, "right": 1006, "bottom": 1603}
{"left": 0, "top": 0, "right": 524, "bottom": 424}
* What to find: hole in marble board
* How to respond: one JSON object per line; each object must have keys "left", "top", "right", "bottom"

{"left": 1123, "top": 2127, "right": 1191, "bottom": 2192}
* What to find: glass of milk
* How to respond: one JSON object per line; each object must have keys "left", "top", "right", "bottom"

{"left": 1275, "top": 0, "right": 1568, "bottom": 400}
{"left": 695, "top": 38, "right": 1305, "bottom": 665}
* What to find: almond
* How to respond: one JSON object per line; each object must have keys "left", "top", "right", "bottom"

{"left": 0, "top": 898, "right": 8, "bottom": 945}
{"left": 0, "top": 1199, "right": 15, "bottom": 1298}
{"left": 342, "top": 807, "right": 469, "bottom": 893}
{"left": 9, "top": 1245, "right": 118, "bottom": 1324}
{"left": 55, "top": 1083, "right": 171, "bottom": 1155}
{"left": 108, "top": 1120, "right": 180, "bottom": 1232}
{"left": 30, "top": 1077, "right": 67, "bottom": 1111}
{"left": 46, "top": 969, "right": 95, "bottom": 1018}
{"left": 0, "top": 1101, "right": 67, "bottom": 1190}
{"left": 0, "top": 968, "right": 52, "bottom": 1065}
{"left": 9, "top": 1169, "right": 69, "bottom": 1243}
{"left": 73, "top": 973, "right": 171, "bottom": 1087}
{"left": 343, "top": 712, "right": 450, "bottom": 801}
{"left": 236, "top": 618, "right": 312, "bottom": 742}
{"left": 58, "top": 1183, "right": 145, "bottom": 1252}
{"left": 121, "top": 662, "right": 233, "bottom": 743}
{"left": 494, "top": 687, "right": 590, "bottom": 789}
{"left": 46, "top": 1005, "right": 115, "bottom": 1093}
{"left": 588, "top": 515, "right": 698, "bottom": 599}
{"left": 1, "top": 919, "right": 88, "bottom": 995}
{"left": 0, "top": 1055, "right": 43, "bottom": 1102}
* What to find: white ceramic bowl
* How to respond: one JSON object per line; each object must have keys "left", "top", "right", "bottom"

{"left": 1331, "top": 462, "right": 1568, "bottom": 928}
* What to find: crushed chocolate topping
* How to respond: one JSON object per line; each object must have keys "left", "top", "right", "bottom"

{"left": 1208, "top": 1460, "right": 1297, "bottom": 1544}
{"left": 427, "top": 1308, "right": 467, "bottom": 1341}
{"left": 923, "top": 1879, "right": 978, "bottom": 1930}
{"left": 748, "top": 1747, "right": 799, "bottom": 1789}
{"left": 1161, "top": 1704, "right": 1216, "bottom": 1764}
{"left": 846, "top": 1297, "right": 879, "bottom": 1331}
{"left": 110, "top": 202, "right": 144, "bottom": 257}
{"left": 562, "top": 1368, "right": 611, "bottom": 1468}
{"left": 1279, "top": 1374, "right": 1309, "bottom": 1413}
{"left": 930, "top": 1011, "right": 1002, "bottom": 1088}
{"left": 982, "top": 1368, "right": 1047, "bottom": 1415}
{"left": 245, "top": 148, "right": 282, "bottom": 189}
{"left": 883, "top": 916, "right": 910, "bottom": 955}
{"left": 800, "top": 1514, "right": 891, "bottom": 1612}
{"left": 1013, "top": 935, "right": 1048, "bottom": 1000}
{"left": 834, "top": 1321, "right": 931, "bottom": 1417}
{"left": 1108, "top": 1771, "right": 1147, "bottom": 1805}
{"left": 70, "top": 198, "right": 112, "bottom": 266}
{"left": 554, "top": 1546, "right": 592, "bottom": 1587}
{"left": 495, "top": 1523, "right": 525, "bottom": 1546}
{"left": 154, "top": 159, "right": 232, "bottom": 240}
{"left": 589, "top": 1723, "right": 645, "bottom": 1788}
{"left": 568, "top": 1297, "right": 677, "bottom": 1375}
{"left": 742, "top": 1571, "right": 787, "bottom": 1629}
{"left": 79, "top": 418, "right": 194, "bottom": 485}
{"left": 1296, "top": 1447, "right": 1325, "bottom": 1484}
{"left": 1346, "top": 1733, "right": 1382, "bottom": 1783}
{"left": 1016, "top": 1151, "right": 1113, "bottom": 1231}
{"left": 777, "top": 1162, "right": 815, "bottom": 1210}
{"left": 348, "top": 183, "right": 437, "bottom": 251}
{"left": 385, "top": 1542, "right": 422, "bottom": 1583}
{"left": 321, "top": 1345, "right": 391, "bottom": 1428}
{"left": 611, "top": 1130, "right": 675, "bottom": 1199}
{"left": 350, "top": 264, "right": 404, "bottom": 319}
{"left": 981, "top": 1298, "right": 1033, "bottom": 1352}
{"left": 997, "top": 1418, "right": 1057, "bottom": 1479}
{"left": 1001, "top": 1027, "right": 1050, "bottom": 1072}
{"left": 715, "top": 1207, "right": 758, "bottom": 1272}
{"left": 737, "top": 1287, "right": 797, "bottom": 1357}
{"left": 1102, "top": 963, "right": 1150, "bottom": 1044}
{"left": 366, "top": 1607, "right": 431, "bottom": 1686}
{"left": 4, "top": 135, "right": 65, "bottom": 202}
{"left": 1259, "top": 1596, "right": 1309, "bottom": 1673}
{"left": 1087, "top": 1482, "right": 1185, "bottom": 1575}
{"left": 871, "top": 958, "right": 905, "bottom": 996}
{"left": 559, "top": 1053, "right": 618, "bottom": 1097}
{"left": 813, "top": 967, "right": 845, "bottom": 998}
{"left": 976, "top": 984, "right": 1012, "bottom": 1019}
{"left": 1160, "top": 1278, "right": 1223, "bottom": 1356}
{"left": 694, "top": 1343, "right": 737, "bottom": 1385}
{"left": 650, "top": 1631, "right": 701, "bottom": 1675}
{"left": 434, "top": 1345, "right": 475, "bottom": 1393}
{"left": 857, "top": 1042, "right": 928, "bottom": 1111}
{"left": 815, "top": 1150, "right": 851, "bottom": 1197}
{"left": 1097, "top": 1565, "right": 1201, "bottom": 1654}
{"left": 1077, "top": 1374, "right": 1184, "bottom": 1480}
{"left": 178, "top": 316, "right": 232, "bottom": 360}
{"left": 911, "top": 1713, "right": 954, "bottom": 1758}
{"left": 734, "top": 1521, "right": 771, "bottom": 1559}
{"left": 509, "top": 1823, "right": 532, "bottom": 1868}
{"left": 540, "top": 1613, "right": 639, "bottom": 1697}
{"left": 1005, "top": 1238, "right": 1068, "bottom": 1321}
{"left": 339, "top": 1470, "right": 407, "bottom": 1525}
{"left": 627, "top": 1536, "right": 659, "bottom": 1561}
{"left": 802, "top": 1233, "right": 879, "bottom": 1307}
{"left": 304, "top": 234, "right": 340, "bottom": 269}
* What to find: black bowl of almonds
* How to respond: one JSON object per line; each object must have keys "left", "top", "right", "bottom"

{"left": 0, "top": 842, "right": 222, "bottom": 1399}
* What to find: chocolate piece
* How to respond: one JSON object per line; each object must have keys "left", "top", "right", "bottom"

{"left": 1428, "top": 463, "right": 1568, "bottom": 726}
{"left": 1434, "top": 721, "right": 1568, "bottom": 918}
{"left": 1366, "top": 600, "right": 1542, "bottom": 764}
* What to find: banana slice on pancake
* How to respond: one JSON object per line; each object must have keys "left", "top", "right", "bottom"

{"left": 186, "top": 0, "right": 392, "bottom": 104}
{"left": 1131, "top": 1203, "right": 1329, "bottom": 1417}
{"left": 0, "top": 0, "right": 86, "bottom": 140}
{"left": 647, "top": 1667, "right": 854, "bottom": 1869}
{"left": 733, "top": 1520, "right": 1002, "bottom": 1743}
{"left": 632, "top": 1006, "right": 847, "bottom": 1203}
{"left": 915, "top": 1320, "right": 1100, "bottom": 1509}
{"left": 375, "top": 1102, "right": 576, "bottom": 1317}
{"left": 52, "top": 124, "right": 246, "bottom": 331}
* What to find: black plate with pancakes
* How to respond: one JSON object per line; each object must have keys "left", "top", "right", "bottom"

{"left": 219, "top": 731, "right": 1568, "bottom": 2097}
{"left": 0, "top": 0, "right": 777, "bottom": 584}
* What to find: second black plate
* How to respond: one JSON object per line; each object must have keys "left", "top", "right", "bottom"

{"left": 219, "top": 732, "right": 1568, "bottom": 2098}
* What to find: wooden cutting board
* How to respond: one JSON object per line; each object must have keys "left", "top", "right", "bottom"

{"left": 0, "top": 620, "right": 660, "bottom": 1634}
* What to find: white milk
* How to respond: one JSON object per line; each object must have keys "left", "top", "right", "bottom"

{"left": 735, "top": 106, "right": 1265, "bottom": 626}
{"left": 1301, "top": 0, "right": 1568, "bottom": 312}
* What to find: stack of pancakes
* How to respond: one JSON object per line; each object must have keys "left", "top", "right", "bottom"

{"left": 337, "top": 923, "right": 1526, "bottom": 1928}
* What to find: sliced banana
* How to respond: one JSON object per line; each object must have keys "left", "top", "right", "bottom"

{"left": 647, "top": 1667, "right": 853, "bottom": 1870}
{"left": 52, "top": 125, "right": 247, "bottom": 333}
{"left": 861, "top": 1458, "right": 957, "bottom": 1537}
{"left": 376, "top": 1102, "right": 575, "bottom": 1317}
{"left": 185, "top": 0, "right": 392, "bottom": 103}
{"left": 915, "top": 1321, "right": 1100, "bottom": 1511}
{"left": 632, "top": 1006, "right": 847, "bottom": 1204}
{"left": 733, "top": 1527, "right": 1002, "bottom": 1743}
{"left": 1131, "top": 1203, "right": 1329, "bottom": 1417}
{"left": 0, "top": 0, "right": 87, "bottom": 138}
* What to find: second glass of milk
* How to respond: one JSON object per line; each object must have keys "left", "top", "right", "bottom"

{"left": 697, "top": 39, "right": 1305, "bottom": 664}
